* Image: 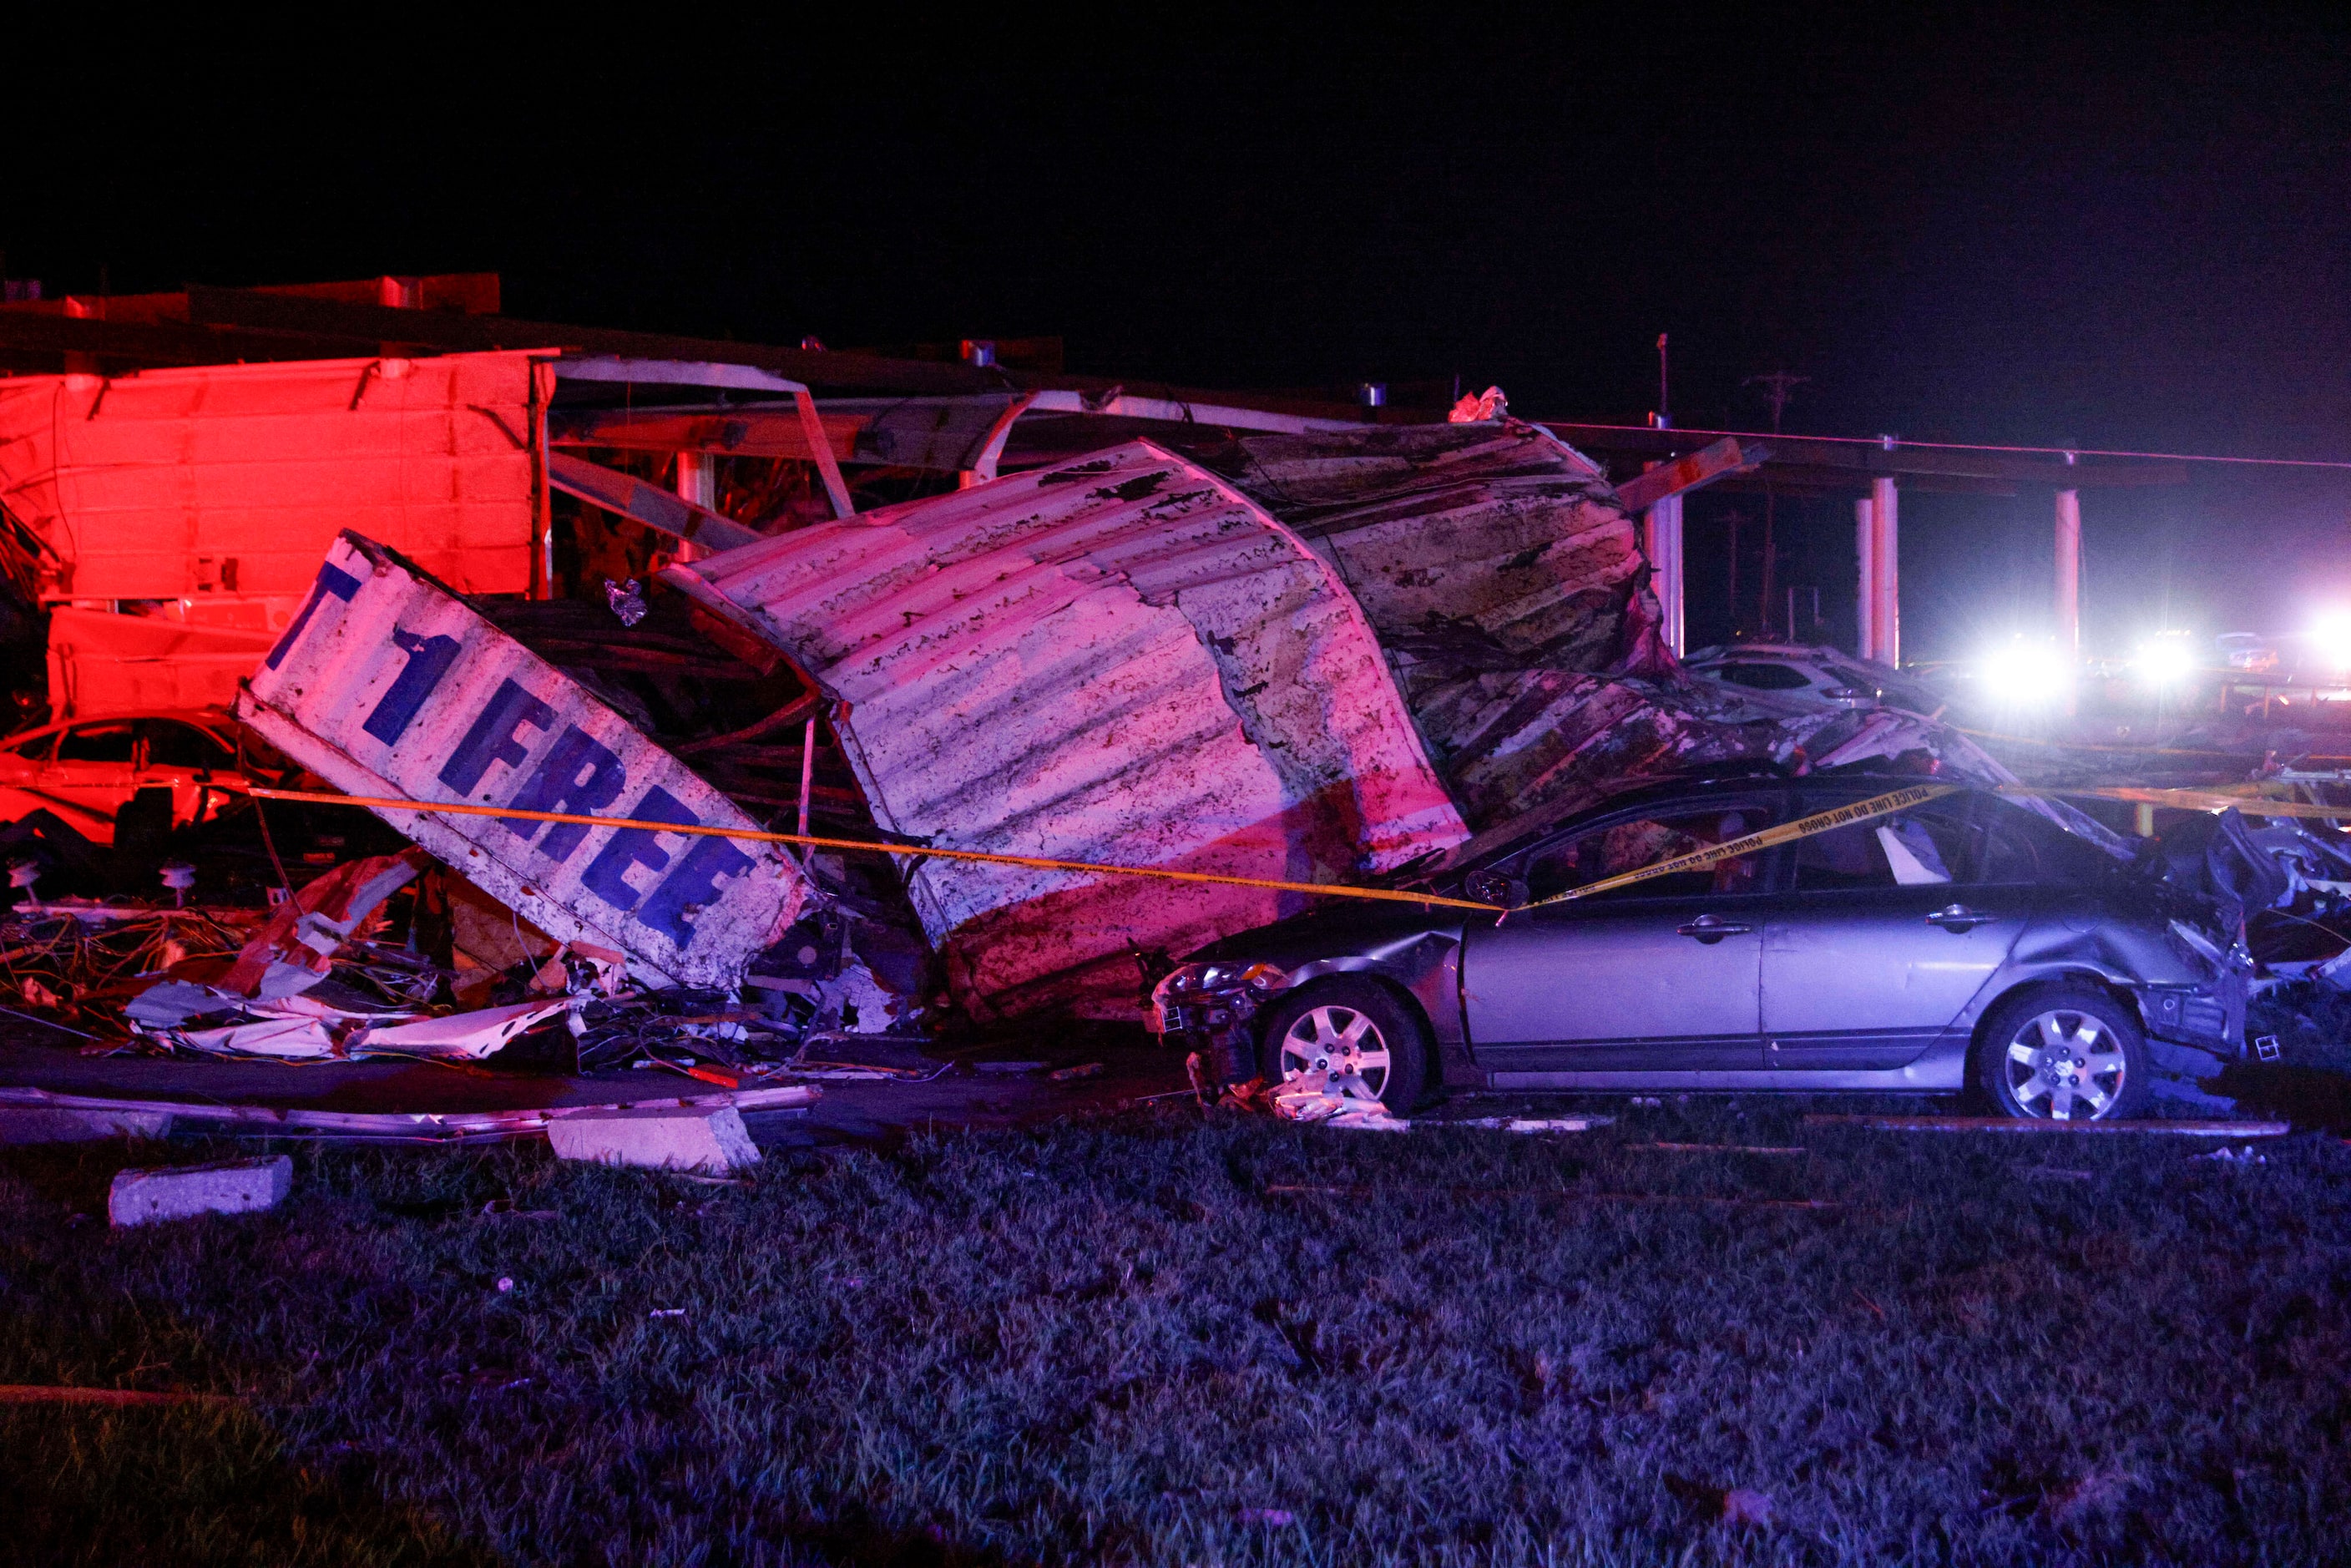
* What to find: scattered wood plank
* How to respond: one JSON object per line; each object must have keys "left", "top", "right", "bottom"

{"left": 676, "top": 693, "right": 823, "bottom": 756}
{"left": 0, "top": 1385, "right": 239, "bottom": 1407}
{"left": 1802, "top": 1115, "right": 2291, "bottom": 1136}
{"left": 1264, "top": 1184, "right": 1846, "bottom": 1211}
{"left": 1628, "top": 1142, "right": 1808, "bottom": 1156}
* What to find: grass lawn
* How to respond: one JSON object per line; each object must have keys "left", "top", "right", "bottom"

{"left": 3, "top": 1100, "right": 2348, "bottom": 1566}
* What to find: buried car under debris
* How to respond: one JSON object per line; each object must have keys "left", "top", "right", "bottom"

{"left": 1153, "top": 772, "right": 2243, "bottom": 1121}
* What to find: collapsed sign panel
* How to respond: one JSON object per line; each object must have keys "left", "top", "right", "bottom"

{"left": 664, "top": 441, "right": 1467, "bottom": 1018}
{"left": 238, "top": 533, "right": 806, "bottom": 987}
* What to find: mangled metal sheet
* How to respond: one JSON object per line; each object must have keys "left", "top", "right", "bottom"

{"left": 663, "top": 441, "right": 1466, "bottom": 1018}
{"left": 46, "top": 605, "right": 278, "bottom": 718}
{"left": 237, "top": 532, "right": 807, "bottom": 988}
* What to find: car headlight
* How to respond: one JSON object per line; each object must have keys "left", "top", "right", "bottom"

{"left": 1152, "top": 961, "right": 1287, "bottom": 1003}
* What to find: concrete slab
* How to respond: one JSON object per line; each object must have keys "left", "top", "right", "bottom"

{"left": 109, "top": 1155, "right": 292, "bottom": 1227}
{"left": 548, "top": 1105, "right": 761, "bottom": 1173}
{"left": 0, "top": 1107, "right": 172, "bottom": 1145}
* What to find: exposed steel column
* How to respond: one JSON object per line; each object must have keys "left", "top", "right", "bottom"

{"left": 1641, "top": 491, "right": 1686, "bottom": 657}
{"left": 1868, "top": 476, "right": 1900, "bottom": 666}
{"left": 2055, "top": 488, "right": 2082, "bottom": 660}
{"left": 673, "top": 453, "right": 715, "bottom": 564}
{"left": 1854, "top": 496, "right": 1874, "bottom": 660}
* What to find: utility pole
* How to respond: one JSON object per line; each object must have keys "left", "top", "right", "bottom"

{"left": 1655, "top": 334, "right": 1671, "bottom": 426}
{"left": 1742, "top": 372, "right": 1807, "bottom": 636}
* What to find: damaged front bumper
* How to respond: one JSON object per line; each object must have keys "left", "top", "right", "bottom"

{"left": 2129, "top": 975, "right": 2245, "bottom": 1080}
{"left": 1150, "top": 961, "right": 1290, "bottom": 1085}
{"left": 2118, "top": 918, "right": 2249, "bottom": 1079}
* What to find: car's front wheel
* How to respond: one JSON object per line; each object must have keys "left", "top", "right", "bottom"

{"left": 1974, "top": 984, "right": 2151, "bottom": 1121}
{"left": 1256, "top": 978, "right": 1433, "bottom": 1112}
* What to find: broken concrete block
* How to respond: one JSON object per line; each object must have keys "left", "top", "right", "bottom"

{"left": 0, "top": 1108, "right": 173, "bottom": 1145}
{"left": 546, "top": 1105, "right": 761, "bottom": 1173}
{"left": 109, "top": 1156, "right": 291, "bottom": 1227}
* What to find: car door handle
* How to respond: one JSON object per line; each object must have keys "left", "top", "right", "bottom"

{"left": 1676, "top": 916, "right": 1752, "bottom": 943}
{"left": 1926, "top": 903, "right": 1995, "bottom": 931}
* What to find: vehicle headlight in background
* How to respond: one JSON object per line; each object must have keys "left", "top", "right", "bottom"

{"left": 2311, "top": 612, "right": 2351, "bottom": 673}
{"left": 2132, "top": 633, "right": 2197, "bottom": 689}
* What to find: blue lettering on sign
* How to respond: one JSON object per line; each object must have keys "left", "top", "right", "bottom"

{"left": 640, "top": 836, "right": 756, "bottom": 947}
{"left": 501, "top": 725, "right": 627, "bottom": 863}
{"left": 581, "top": 786, "right": 699, "bottom": 914}
{"left": 361, "top": 629, "right": 462, "bottom": 746}
{"left": 437, "top": 680, "right": 555, "bottom": 796}
{"left": 264, "top": 562, "right": 361, "bottom": 670}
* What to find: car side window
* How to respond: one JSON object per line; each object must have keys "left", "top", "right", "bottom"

{"left": 6, "top": 731, "right": 56, "bottom": 761}
{"left": 1976, "top": 807, "right": 2045, "bottom": 883}
{"left": 1715, "top": 662, "right": 1813, "bottom": 690}
{"left": 139, "top": 721, "right": 233, "bottom": 768}
{"left": 1792, "top": 804, "right": 1974, "bottom": 892}
{"left": 1521, "top": 803, "right": 1782, "bottom": 903}
{"left": 56, "top": 722, "right": 135, "bottom": 764}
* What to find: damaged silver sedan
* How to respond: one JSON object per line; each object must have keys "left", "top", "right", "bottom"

{"left": 1154, "top": 773, "right": 2242, "bottom": 1120}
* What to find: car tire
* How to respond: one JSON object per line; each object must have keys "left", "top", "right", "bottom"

{"left": 1973, "top": 984, "right": 2151, "bottom": 1122}
{"left": 1256, "top": 977, "right": 1433, "bottom": 1112}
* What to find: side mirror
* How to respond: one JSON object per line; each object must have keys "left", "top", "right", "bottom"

{"left": 1464, "top": 869, "right": 1528, "bottom": 907}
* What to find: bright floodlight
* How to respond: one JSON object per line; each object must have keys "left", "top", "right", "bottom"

{"left": 2313, "top": 612, "right": 2351, "bottom": 671}
{"left": 2134, "top": 635, "right": 2196, "bottom": 687}
{"left": 1979, "top": 638, "right": 2068, "bottom": 707}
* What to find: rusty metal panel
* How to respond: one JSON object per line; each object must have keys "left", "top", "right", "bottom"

{"left": 1198, "top": 422, "right": 1673, "bottom": 823}
{"left": 236, "top": 532, "right": 806, "bottom": 988}
{"left": 0, "top": 352, "right": 538, "bottom": 604}
{"left": 47, "top": 607, "right": 277, "bottom": 718}
{"left": 664, "top": 442, "right": 1465, "bottom": 1018}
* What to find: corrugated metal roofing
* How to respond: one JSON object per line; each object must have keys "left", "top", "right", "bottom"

{"left": 0, "top": 352, "right": 539, "bottom": 605}
{"left": 1199, "top": 421, "right": 1669, "bottom": 820}
{"left": 664, "top": 441, "right": 1466, "bottom": 1018}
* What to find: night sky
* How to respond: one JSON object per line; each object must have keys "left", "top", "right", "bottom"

{"left": 11, "top": 8, "right": 2348, "bottom": 660}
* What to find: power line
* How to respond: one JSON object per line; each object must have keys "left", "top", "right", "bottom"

{"left": 1544, "top": 421, "right": 2351, "bottom": 471}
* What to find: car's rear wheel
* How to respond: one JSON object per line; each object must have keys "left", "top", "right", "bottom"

{"left": 1974, "top": 984, "right": 2150, "bottom": 1121}
{"left": 1256, "top": 978, "right": 1432, "bottom": 1111}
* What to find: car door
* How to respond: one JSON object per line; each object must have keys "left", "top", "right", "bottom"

{"left": 0, "top": 728, "right": 59, "bottom": 823}
{"left": 134, "top": 719, "right": 239, "bottom": 828}
{"left": 1463, "top": 793, "right": 1786, "bottom": 1072}
{"left": 33, "top": 719, "right": 139, "bottom": 840}
{"left": 1762, "top": 790, "right": 2033, "bottom": 1071}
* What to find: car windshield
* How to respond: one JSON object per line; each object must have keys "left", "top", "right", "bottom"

{"left": 57, "top": 722, "right": 135, "bottom": 763}
{"left": 139, "top": 720, "right": 234, "bottom": 767}
{"left": 1712, "top": 662, "right": 1813, "bottom": 690}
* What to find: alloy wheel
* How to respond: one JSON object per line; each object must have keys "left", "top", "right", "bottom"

{"left": 1277, "top": 1004, "right": 1393, "bottom": 1100}
{"left": 2003, "top": 1008, "right": 2128, "bottom": 1120}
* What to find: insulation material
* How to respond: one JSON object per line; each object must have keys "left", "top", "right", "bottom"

{"left": 0, "top": 352, "right": 538, "bottom": 604}
{"left": 237, "top": 532, "right": 806, "bottom": 989}
{"left": 219, "top": 849, "right": 429, "bottom": 998}
{"left": 664, "top": 441, "right": 1466, "bottom": 1018}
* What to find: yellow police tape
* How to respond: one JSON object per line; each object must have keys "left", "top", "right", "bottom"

{"left": 252, "top": 781, "right": 1972, "bottom": 918}
{"left": 1508, "top": 781, "right": 1963, "bottom": 914}
{"left": 2003, "top": 783, "right": 2351, "bottom": 821}
{"left": 1958, "top": 726, "right": 2351, "bottom": 765}
{"left": 248, "top": 787, "right": 1512, "bottom": 913}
